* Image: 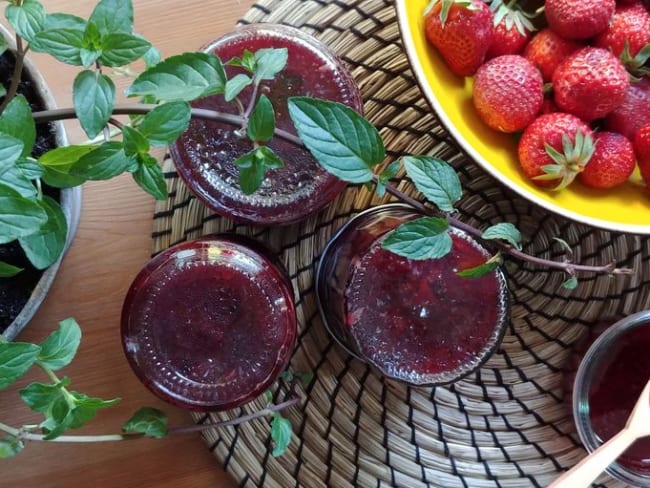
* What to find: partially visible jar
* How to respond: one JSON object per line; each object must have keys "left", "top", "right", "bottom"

{"left": 170, "top": 23, "right": 363, "bottom": 226}
{"left": 121, "top": 235, "right": 297, "bottom": 411}
{"left": 315, "top": 204, "right": 510, "bottom": 386}
{"left": 572, "top": 310, "right": 650, "bottom": 486}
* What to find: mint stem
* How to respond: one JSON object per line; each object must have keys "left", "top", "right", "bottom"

{"left": 379, "top": 177, "right": 631, "bottom": 276}
{"left": 0, "top": 396, "right": 300, "bottom": 444}
{"left": 0, "top": 34, "right": 26, "bottom": 114}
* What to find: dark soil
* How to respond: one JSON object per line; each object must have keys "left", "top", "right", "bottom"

{"left": 0, "top": 49, "right": 58, "bottom": 334}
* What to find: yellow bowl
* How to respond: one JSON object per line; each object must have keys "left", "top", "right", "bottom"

{"left": 395, "top": 0, "right": 650, "bottom": 234}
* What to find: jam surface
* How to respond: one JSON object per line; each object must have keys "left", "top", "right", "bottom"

{"left": 589, "top": 324, "right": 650, "bottom": 472}
{"left": 171, "top": 25, "right": 362, "bottom": 225}
{"left": 344, "top": 231, "right": 505, "bottom": 383}
{"left": 122, "top": 237, "right": 296, "bottom": 410}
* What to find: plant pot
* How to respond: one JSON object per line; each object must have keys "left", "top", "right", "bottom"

{"left": 0, "top": 25, "right": 81, "bottom": 341}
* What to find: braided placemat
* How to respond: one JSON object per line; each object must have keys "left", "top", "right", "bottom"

{"left": 151, "top": 0, "right": 650, "bottom": 486}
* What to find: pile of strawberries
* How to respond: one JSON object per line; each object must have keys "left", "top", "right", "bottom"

{"left": 423, "top": 0, "right": 650, "bottom": 191}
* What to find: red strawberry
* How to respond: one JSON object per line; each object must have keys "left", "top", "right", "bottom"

{"left": 473, "top": 55, "right": 543, "bottom": 132}
{"left": 552, "top": 47, "right": 630, "bottom": 121}
{"left": 424, "top": 0, "right": 493, "bottom": 76}
{"left": 545, "top": 0, "right": 615, "bottom": 39}
{"left": 594, "top": 3, "right": 650, "bottom": 58}
{"left": 634, "top": 123, "right": 650, "bottom": 188}
{"left": 578, "top": 132, "right": 636, "bottom": 188}
{"left": 605, "top": 77, "right": 650, "bottom": 139}
{"left": 523, "top": 29, "right": 583, "bottom": 82}
{"left": 485, "top": 0, "right": 535, "bottom": 59}
{"left": 518, "top": 113, "right": 594, "bottom": 189}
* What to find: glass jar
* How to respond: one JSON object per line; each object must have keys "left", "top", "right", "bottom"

{"left": 315, "top": 203, "right": 510, "bottom": 386}
{"left": 170, "top": 23, "right": 364, "bottom": 226}
{"left": 572, "top": 310, "right": 650, "bottom": 486}
{"left": 121, "top": 235, "right": 296, "bottom": 411}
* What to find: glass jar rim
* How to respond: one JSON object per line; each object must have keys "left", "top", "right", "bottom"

{"left": 572, "top": 309, "right": 650, "bottom": 486}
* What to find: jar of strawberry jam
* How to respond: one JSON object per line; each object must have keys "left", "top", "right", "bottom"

{"left": 170, "top": 23, "right": 363, "bottom": 226}
{"left": 316, "top": 204, "right": 510, "bottom": 386}
{"left": 572, "top": 310, "right": 650, "bottom": 486}
{"left": 121, "top": 235, "right": 296, "bottom": 411}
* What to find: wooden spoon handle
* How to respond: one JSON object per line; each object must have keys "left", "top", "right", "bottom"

{"left": 548, "top": 429, "right": 636, "bottom": 488}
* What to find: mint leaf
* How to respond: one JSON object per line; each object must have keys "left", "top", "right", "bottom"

{"left": 0, "top": 436, "right": 23, "bottom": 458}
{"left": 143, "top": 45, "right": 161, "bottom": 68}
{"left": 382, "top": 217, "right": 452, "bottom": 260}
{"left": 0, "top": 184, "right": 47, "bottom": 245}
{"left": 255, "top": 146, "right": 283, "bottom": 169}
{"left": 38, "top": 145, "right": 95, "bottom": 168}
{"left": 457, "top": 261, "right": 499, "bottom": 278}
{"left": 376, "top": 160, "right": 400, "bottom": 197}
{"left": 235, "top": 151, "right": 265, "bottom": 195}
{"left": 80, "top": 48, "right": 101, "bottom": 68}
{"left": 40, "top": 392, "right": 73, "bottom": 440}
{"left": 248, "top": 95, "right": 275, "bottom": 142}
{"left": 16, "top": 158, "right": 44, "bottom": 180}
{"left": 70, "top": 142, "right": 133, "bottom": 180}
{"left": 227, "top": 50, "right": 256, "bottom": 72}
{"left": 402, "top": 156, "right": 461, "bottom": 212}
{"left": 270, "top": 412, "right": 292, "bottom": 457}
{"left": 0, "top": 132, "right": 26, "bottom": 168}
{"left": 122, "top": 407, "right": 168, "bottom": 438}
{"left": 122, "top": 126, "right": 150, "bottom": 157}
{"left": 0, "top": 164, "right": 37, "bottom": 198}
{"left": 0, "top": 95, "right": 36, "bottom": 157}
{"left": 563, "top": 277, "right": 578, "bottom": 290}
{"left": 18, "top": 195, "right": 67, "bottom": 270}
{"left": 553, "top": 237, "right": 573, "bottom": 254}
{"left": 73, "top": 70, "right": 116, "bottom": 139}
{"left": 30, "top": 28, "right": 85, "bottom": 65}
{"left": 132, "top": 154, "right": 167, "bottom": 200}
{"left": 89, "top": 0, "right": 133, "bottom": 35}
{"left": 41, "top": 168, "right": 85, "bottom": 188}
{"left": 0, "top": 342, "right": 40, "bottom": 390}
{"left": 224, "top": 73, "right": 252, "bottom": 102}
{"left": 20, "top": 379, "right": 68, "bottom": 412}
{"left": 127, "top": 52, "right": 226, "bottom": 102}
{"left": 0, "top": 261, "right": 22, "bottom": 278}
{"left": 67, "top": 391, "right": 120, "bottom": 429}
{"left": 482, "top": 223, "right": 522, "bottom": 250}
{"left": 254, "top": 48, "right": 288, "bottom": 83}
{"left": 100, "top": 33, "right": 151, "bottom": 67}
{"left": 44, "top": 13, "right": 86, "bottom": 30}
{"left": 138, "top": 101, "right": 191, "bottom": 146}
{"left": 5, "top": 0, "right": 46, "bottom": 43}
{"left": 82, "top": 21, "right": 102, "bottom": 50}
{"left": 288, "top": 97, "right": 383, "bottom": 183}
{"left": 37, "top": 318, "right": 81, "bottom": 370}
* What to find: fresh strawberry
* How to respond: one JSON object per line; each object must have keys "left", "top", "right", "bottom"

{"left": 552, "top": 47, "right": 630, "bottom": 121}
{"left": 545, "top": 0, "right": 615, "bottom": 39}
{"left": 523, "top": 29, "right": 583, "bottom": 82}
{"left": 424, "top": 0, "right": 493, "bottom": 76}
{"left": 473, "top": 55, "right": 543, "bottom": 132}
{"left": 594, "top": 3, "right": 650, "bottom": 58}
{"left": 578, "top": 132, "right": 636, "bottom": 188}
{"left": 485, "top": 0, "right": 535, "bottom": 59}
{"left": 518, "top": 113, "right": 594, "bottom": 189}
{"left": 634, "top": 123, "right": 650, "bottom": 187}
{"left": 605, "top": 77, "right": 650, "bottom": 139}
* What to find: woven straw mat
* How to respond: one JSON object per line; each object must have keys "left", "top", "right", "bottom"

{"left": 150, "top": 0, "right": 650, "bottom": 486}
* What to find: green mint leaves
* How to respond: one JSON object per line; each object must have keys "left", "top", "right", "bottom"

{"left": 127, "top": 52, "right": 226, "bottom": 102}
{"left": 73, "top": 70, "right": 116, "bottom": 139}
{"left": 248, "top": 95, "right": 275, "bottom": 142}
{"left": 6, "top": 0, "right": 46, "bottom": 43}
{"left": 402, "top": 156, "right": 461, "bottom": 212}
{"left": 122, "top": 407, "right": 168, "bottom": 439}
{"left": 382, "top": 217, "right": 452, "bottom": 260}
{"left": 0, "top": 341, "right": 41, "bottom": 390}
{"left": 0, "top": 261, "right": 23, "bottom": 278}
{"left": 235, "top": 146, "right": 283, "bottom": 195}
{"left": 37, "top": 318, "right": 81, "bottom": 370}
{"left": 288, "top": 97, "right": 385, "bottom": 183}
{"left": 270, "top": 412, "right": 292, "bottom": 457}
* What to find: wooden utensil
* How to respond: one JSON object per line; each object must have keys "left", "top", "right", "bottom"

{"left": 549, "top": 378, "right": 650, "bottom": 487}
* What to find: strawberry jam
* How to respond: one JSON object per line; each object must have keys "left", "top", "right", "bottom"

{"left": 121, "top": 235, "right": 296, "bottom": 411}
{"left": 171, "top": 24, "right": 363, "bottom": 225}
{"left": 316, "top": 204, "right": 509, "bottom": 385}
{"left": 588, "top": 323, "right": 650, "bottom": 473}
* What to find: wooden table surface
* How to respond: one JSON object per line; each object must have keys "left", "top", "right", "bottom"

{"left": 3, "top": 1, "right": 255, "bottom": 486}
